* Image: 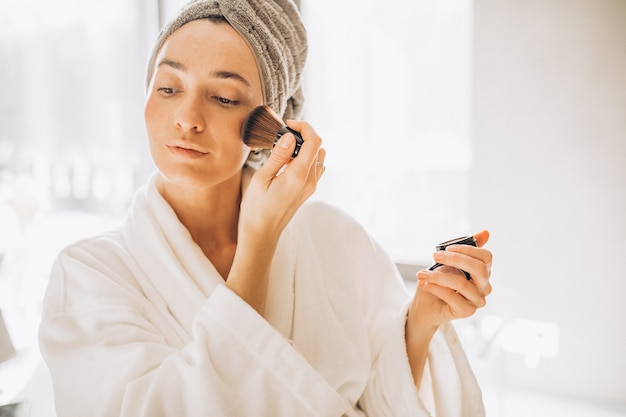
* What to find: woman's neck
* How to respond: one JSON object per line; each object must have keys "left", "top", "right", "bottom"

{"left": 158, "top": 171, "right": 243, "bottom": 278}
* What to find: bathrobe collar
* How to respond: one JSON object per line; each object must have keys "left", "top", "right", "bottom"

{"left": 123, "top": 167, "right": 296, "bottom": 342}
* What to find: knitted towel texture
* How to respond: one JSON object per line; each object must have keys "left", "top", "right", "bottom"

{"left": 145, "top": 0, "right": 307, "bottom": 120}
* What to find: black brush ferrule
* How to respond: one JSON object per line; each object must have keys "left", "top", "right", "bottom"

{"left": 275, "top": 126, "right": 304, "bottom": 158}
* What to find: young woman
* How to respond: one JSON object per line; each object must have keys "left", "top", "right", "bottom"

{"left": 39, "top": 1, "right": 493, "bottom": 416}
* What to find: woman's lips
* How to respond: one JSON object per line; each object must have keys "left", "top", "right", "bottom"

{"left": 166, "top": 145, "right": 208, "bottom": 159}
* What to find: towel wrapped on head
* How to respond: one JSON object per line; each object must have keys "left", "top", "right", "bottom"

{"left": 145, "top": 0, "right": 307, "bottom": 121}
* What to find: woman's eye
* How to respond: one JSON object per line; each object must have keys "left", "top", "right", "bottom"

{"left": 157, "top": 87, "right": 176, "bottom": 96}
{"left": 216, "top": 96, "right": 238, "bottom": 106}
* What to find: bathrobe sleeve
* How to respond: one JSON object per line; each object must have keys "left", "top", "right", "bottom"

{"left": 356, "top": 239, "right": 486, "bottom": 417}
{"left": 39, "top": 239, "right": 350, "bottom": 417}
{"left": 304, "top": 203, "right": 485, "bottom": 417}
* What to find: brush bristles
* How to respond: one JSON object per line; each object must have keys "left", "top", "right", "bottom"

{"left": 241, "top": 105, "right": 285, "bottom": 149}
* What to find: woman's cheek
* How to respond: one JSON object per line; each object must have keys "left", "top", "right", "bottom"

{"left": 144, "top": 95, "right": 161, "bottom": 129}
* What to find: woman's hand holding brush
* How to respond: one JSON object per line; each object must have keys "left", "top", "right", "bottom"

{"left": 241, "top": 119, "right": 325, "bottom": 242}
{"left": 227, "top": 120, "right": 325, "bottom": 316}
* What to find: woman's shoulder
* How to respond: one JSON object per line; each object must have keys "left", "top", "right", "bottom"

{"left": 294, "top": 200, "right": 364, "bottom": 233}
{"left": 51, "top": 228, "right": 131, "bottom": 282}
{"left": 46, "top": 229, "right": 143, "bottom": 312}
{"left": 55, "top": 227, "right": 145, "bottom": 291}
{"left": 292, "top": 200, "right": 375, "bottom": 254}
{"left": 59, "top": 228, "right": 128, "bottom": 265}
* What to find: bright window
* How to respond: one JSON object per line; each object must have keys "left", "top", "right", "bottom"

{"left": 0, "top": 0, "right": 155, "bottom": 221}
{"left": 0, "top": 0, "right": 156, "bottom": 349}
{"left": 302, "top": 0, "right": 473, "bottom": 263}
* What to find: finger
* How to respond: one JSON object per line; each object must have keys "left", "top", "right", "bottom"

{"left": 284, "top": 121, "right": 322, "bottom": 172}
{"left": 316, "top": 147, "right": 326, "bottom": 164}
{"left": 418, "top": 269, "right": 487, "bottom": 308}
{"left": 433, "top": 248, "right": 492, "bottom": 294}
{"left": 257, "top": 133, "right": 296, "bottom": 180}
{"left": 445, "top": 245, "right": 492, "bottom": 281}
{"left": 283, "top": 120, "right": 323, "bottom": 181}
{"left": 315, "top": 148, "right": 326, "bottom": 179}
{"left": 444, "top": 245, "right": 492, "bottom": 272}
{"left": 297, "top": 147, "right": 325, "bottom": 199}
{"left": 417, "top": 281, "right": 478, "bottom": 318}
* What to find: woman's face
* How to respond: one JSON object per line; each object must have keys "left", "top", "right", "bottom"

{"left": 145, "top": 19, "right": 263, "bottom": 189}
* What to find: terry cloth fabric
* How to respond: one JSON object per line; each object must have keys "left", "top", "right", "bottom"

{"left": 39, "top": 167, "right": 486, "bottom": 416}
{"left": 145, "top": 0, "right": 307, "bottom": 121}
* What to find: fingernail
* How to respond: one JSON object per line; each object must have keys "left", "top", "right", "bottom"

{"left": 279, "top": 133, "right": 294, "bottom": 149}
{"left": 418, "top": 280, "right": 428, "bottom": 288}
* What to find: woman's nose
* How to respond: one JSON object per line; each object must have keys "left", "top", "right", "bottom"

{"left": 174, "top": 95, "right": 206, "bottom": 132}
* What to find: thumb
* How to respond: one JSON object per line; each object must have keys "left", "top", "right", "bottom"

{"left": 257, "top": 133, "right": 296, "bottom": 179}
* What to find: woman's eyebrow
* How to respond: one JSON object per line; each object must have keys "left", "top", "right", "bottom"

{"left": 157, "top": 59, "right": 251, "bottom": 87}
{"left": 158, "top": 58, "right": 185, "bottom": 71}
{"left": 211, "top": 70, "right": 252, "bottom": 87}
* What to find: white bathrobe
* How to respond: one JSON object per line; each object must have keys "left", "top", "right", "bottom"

{"left": 39, "top": 171, "right": 485, "bottom": 417}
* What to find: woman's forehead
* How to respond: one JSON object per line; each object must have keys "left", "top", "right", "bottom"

{"left": 160, "top": 20, "right": 256, "bottom": 72}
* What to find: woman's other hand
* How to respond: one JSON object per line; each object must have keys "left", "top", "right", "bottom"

{"left": 412, "top": 230, "right": 492, "bottom": 327}
{"left": 405, "top": 230, "right": 492, "bottom": 386}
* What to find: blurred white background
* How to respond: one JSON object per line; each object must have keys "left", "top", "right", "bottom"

{"left": 0, "top": 0, "right": 625, "bottom": 416}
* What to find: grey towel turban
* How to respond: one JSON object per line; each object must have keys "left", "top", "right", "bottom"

{"left": 145, "top": 0, "right": 307, "bottom": 121}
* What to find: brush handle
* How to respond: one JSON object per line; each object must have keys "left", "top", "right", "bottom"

{"left": 275, "top": 126, "right": 304, "bottom": 158}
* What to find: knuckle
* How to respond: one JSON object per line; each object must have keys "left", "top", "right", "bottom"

{"left": 285, "top": 172, "right": 307, "bottom": 188}
{"left": 480, "top": 264, "right": 491, "bottom": 280}
{"left": 450, "top": 251, "right": 465, "bottom": 267}
{"left": 307, "top": 140, "right": 322, "bottom": 153}
{"left": 305, "top": 133, "right": 322, "bottom": 147}
{"left": 458, "top": 279, "right": 472, "bottom": 292}
{"left": 484, "top": 250, "right": 493, "bottom": 265}
{"left": 458, "top": 304, "right": 476, "bottom": 318}
{"left": 484, "top": 282, "right": 493, "bottom": 296}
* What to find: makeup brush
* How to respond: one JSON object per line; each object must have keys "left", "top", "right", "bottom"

{"left": 241, "top": 105, "right": 303, "bottom": 158}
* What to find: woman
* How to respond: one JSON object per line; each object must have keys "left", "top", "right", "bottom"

{"left": 39, "top": 1, "right": 493, "bottom": 416}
